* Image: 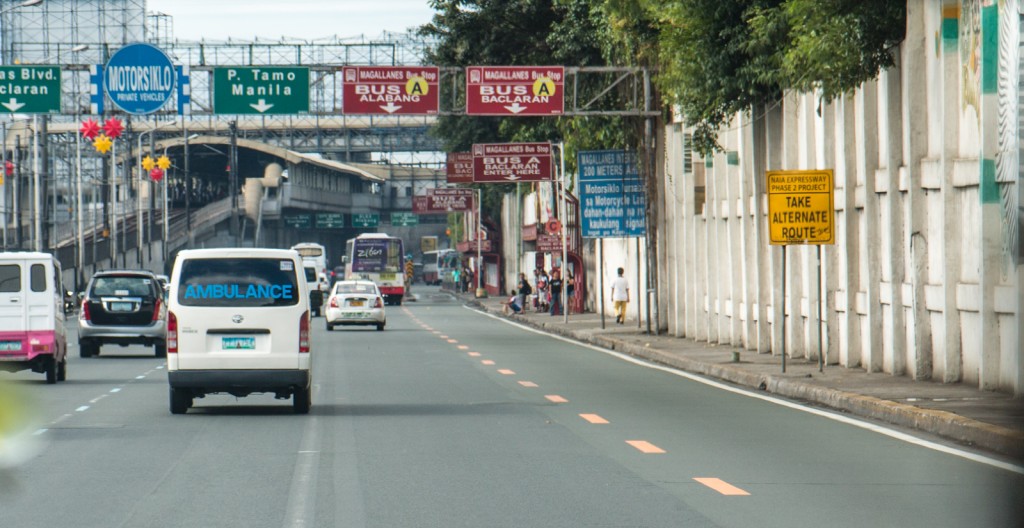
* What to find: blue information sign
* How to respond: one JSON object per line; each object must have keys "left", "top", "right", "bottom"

{"left": 104, "top": 43, "right": 176, "bottom": 115}
{"left": 578, "top": 150, "right": 646, "bottom": 238}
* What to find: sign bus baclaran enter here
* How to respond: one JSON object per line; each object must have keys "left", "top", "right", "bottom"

{"left": 767, "top": 169, "right": 834, "bottom": 245}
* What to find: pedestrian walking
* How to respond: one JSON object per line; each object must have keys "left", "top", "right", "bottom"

{"left": 610, "top": 267, "right": 629, "bottom": 324}
{"left": 548, "top": 269, "right": 563, "bottom": 316}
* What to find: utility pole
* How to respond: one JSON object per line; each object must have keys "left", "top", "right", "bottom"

{"left": 184, "top": 126, "right": 192, "bottom": 245}
{"left": 229, "top": 120, "right": 239, "bottom": 245}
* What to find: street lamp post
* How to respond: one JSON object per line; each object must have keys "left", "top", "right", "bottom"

{"left": 475, "top": 188, "right": 483, "bottom": 297}
{"left": 0, "top": 0, "right": 44, "bottom": 250}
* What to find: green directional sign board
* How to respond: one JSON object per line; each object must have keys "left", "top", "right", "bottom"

{"left": 351, "top": 213, "right": 379, "bottom": 228}
{"left": 213, "top": 67, "right": 309, "bottom": 115}
{"left": 315, "top": 213, "right": 344, "bottom": 229}
{"left": 391, "top": 212, "right": 418, "bottom": 226}
{"left": 283, "top": 213, "right": 311, "bottom": 229}
{"left": 0, "top": 66, "right": 61, "bottom": 114}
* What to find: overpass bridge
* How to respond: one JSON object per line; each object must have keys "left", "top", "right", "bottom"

{"left": 29, "top": 130, "right": 447, "bottom": 290}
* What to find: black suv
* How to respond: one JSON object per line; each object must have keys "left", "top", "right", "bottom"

{"left": 78, "top": 270, "right": 167, "bottom": 357}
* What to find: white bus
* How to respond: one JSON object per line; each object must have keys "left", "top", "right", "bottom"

{"left": 290, "top": 242, "right": 328, "bottom": 275}
{"left": 344, "top": 233, "right": 406, "bottom": 305}
{"left": 422, "top": 248, "right": 457, "bottom": 285}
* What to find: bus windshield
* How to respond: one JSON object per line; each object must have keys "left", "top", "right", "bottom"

{"left": 351, "top": 238, "right": 403, "bottom": 273}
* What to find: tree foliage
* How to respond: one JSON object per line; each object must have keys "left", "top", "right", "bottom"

{"left": 605, "top": 0, "right": 905, "bottom": 155}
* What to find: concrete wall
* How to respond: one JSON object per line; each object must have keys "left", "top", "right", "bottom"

{"left": 658, "top": 1, "right": 1022, "bottom": 394}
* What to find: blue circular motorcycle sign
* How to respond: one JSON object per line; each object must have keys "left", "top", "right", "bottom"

{"left": 104, "top": 43, "right": 176, "bottom": 115}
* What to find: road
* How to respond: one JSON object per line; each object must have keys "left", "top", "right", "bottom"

{"left": 1, "top": 287, "right": 1021, "bottom": 527}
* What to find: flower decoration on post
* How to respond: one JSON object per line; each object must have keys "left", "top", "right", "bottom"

{"left": 79, "top": 118, "right": 101, "bottom": 140}
{"left": 4, "top": 161, "right": 13, "bottom": 177}
{"left": 142, "top": 155, "right": 156, "bottom": 172}
{"left": 102, "top": 118, "right": 124, "bottom": 139}
{"left": 156, "top": 155, "right": 171, "bottom": 171}
{"left": 150, "top": 168, "right": 164, "bottom": 182}
{"left": 93, "top": 134, "right": 113, "bottom": 154}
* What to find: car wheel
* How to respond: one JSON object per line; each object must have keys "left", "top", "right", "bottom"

{"left": 376, "top": 322, "right": 385, "bottom": 331}
{"left": 44, "top": 356, "right": 57, "bottom": 384}
{"left": 169, "top": 388, "right": 192, "bottom": 415}
{"left": 325, "top": 322, "right": 333, "bottom": 331}
{"left": 293, "top": 385, "right": 311, "bottom": 414}
{"left": 154, "top": 341, "right": 167, "bottom": 358}
{"left": 57, "top": 357, "right": 67, "bottom": 382}
{"left": 79, "top": 341, "right": 97, "bottom": 358}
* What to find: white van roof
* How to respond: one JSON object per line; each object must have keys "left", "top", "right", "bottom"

{"left": 177, "top": 248, "right": 300, "bottom": 259}
{"left": 0, "top": 251, "right": 56, "bottom": 261}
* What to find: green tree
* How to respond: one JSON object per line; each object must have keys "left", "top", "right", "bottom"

{"left": 605, "top": 0, "right": 905, "bottom": 155}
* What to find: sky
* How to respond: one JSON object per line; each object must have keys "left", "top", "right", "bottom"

{"left": 145, "top": 0, "right": 438, "bottom": 42}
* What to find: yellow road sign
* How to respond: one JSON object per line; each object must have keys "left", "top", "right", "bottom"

{"left": 767, "top": 169, "right": 834, "bottom": 245}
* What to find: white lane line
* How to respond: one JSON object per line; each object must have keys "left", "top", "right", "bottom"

{"left": 75, "top": 406, "right": 89, "bottom": 412}
{"left": 283, "top": 393, "right": 322, "bottom": 527}
{"left": 33, "top": 428, "right": 47, "bottom": 436}
{"left": 467, "top": 306, "right": 1024, "bottom": 475}
{"left": 89, "top": 394, "right": 108, "bottom": 404}
{"left": 135, "top": 375, "right": 145, "bottom": 379}
{"left": 110, "top": 388, "right": 122, "bottom": 393}
{"left": 51, "top": 414, "right": 71, "bottom": 425}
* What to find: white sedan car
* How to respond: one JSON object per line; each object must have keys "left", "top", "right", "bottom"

{"left": 324, "top": 280, "right": 386, "bottom": 331}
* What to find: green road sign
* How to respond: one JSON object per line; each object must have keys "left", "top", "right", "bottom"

{"left": 351, "top": 213, "right": 379, "bottom": 228}
{"left": 391, "top": 212, "right": 419, "bottom": 226}
{"left": 315, "top": 213, "right": 344, "bottom": 229}
{"left": 0, "top": 66, "right": 61, "bottom": 114}
{"left": 283, "top": 213, "right": 311, "bottom": 229}
{"left": 213, "top": 67, "right": 309, "bottom": 115}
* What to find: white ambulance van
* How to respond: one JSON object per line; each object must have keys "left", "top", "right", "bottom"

{"left": 0, "top": 252, "right": 68, "bottom": 383}
{"left": 166, "top": 248, "right": 312, "bottom": 414}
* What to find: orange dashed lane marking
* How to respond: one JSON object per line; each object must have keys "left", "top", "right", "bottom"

{"left": 545, "top": 395, "right": 568, "bottom": 403}
{"left": 457, "top": 345, "right": 469, "bottom": 350}
{"left": 432, "top": 331, "right": 441, "bottom": 334}
{"left": 579, "top": 414, "right": 609, "bottom": 424}
{"left": 447, "top": 339, "right": 458, "bottom": 343}
{"left": 497, "top": 369, "right": 515, "bottom": 375}
{"left": 439, "top": 335, "right": 448, "bottom": 338}
{"left": 481, "top": 360, "right": 495, "bottom": 365}
{"left": 626, "top": 440, "right": 665, "bottom": 454}
{"left": 693, "top": 478, "right": 750, "bottom": 496}
{"left": 468, "top": 352, "right": 481, "bottom": 357}
{"left": 518, "top": 381, "right": 538, "bottom": 388}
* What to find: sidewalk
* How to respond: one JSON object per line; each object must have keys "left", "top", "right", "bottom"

{"left": 457, "top": 291, "right": 1024, "bottom": 462}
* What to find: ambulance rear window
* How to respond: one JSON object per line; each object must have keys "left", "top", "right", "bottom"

{"left": 178, "top": 258, "right": 300, "bottom": 307}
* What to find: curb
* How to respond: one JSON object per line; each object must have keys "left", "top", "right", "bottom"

{"left": 467, "top": 298, "right": 1024, "bottom": 460}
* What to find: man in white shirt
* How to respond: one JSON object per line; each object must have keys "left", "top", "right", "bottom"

{"left": 610, "top": 267, "right": 629, "bottom": 324}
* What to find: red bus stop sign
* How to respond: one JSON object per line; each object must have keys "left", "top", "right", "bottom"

{"left": 466, "top": 66, "right": 564, "bottom": 116}
{"left": 472, "top": 143, "right": 553, "bottom": 183}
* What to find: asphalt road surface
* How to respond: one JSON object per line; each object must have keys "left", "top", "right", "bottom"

{"left": 2, "top": 287, "right": 1021, "bottom": 527}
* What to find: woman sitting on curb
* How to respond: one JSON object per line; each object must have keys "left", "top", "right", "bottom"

{"left": 502, "top": 289, "right": 523, "bottom": 316}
